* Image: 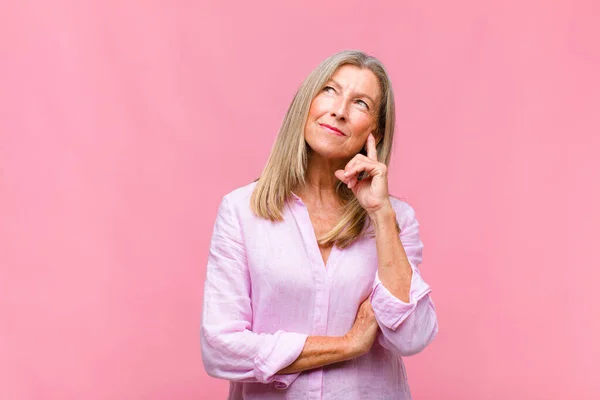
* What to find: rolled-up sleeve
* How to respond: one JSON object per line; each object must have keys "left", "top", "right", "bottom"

{"left": 370, "top": 203, "right": 438, "bottom": 357}
{"left": 200, "top": 195, "right": 308, "bottom": 389}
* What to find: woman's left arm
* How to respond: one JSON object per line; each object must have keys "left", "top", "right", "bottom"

{"left": 369, "top": 202, "right": 438, "bottom": 357}
{"left": 336, "top": 133, "right": 438, "bottom": 357}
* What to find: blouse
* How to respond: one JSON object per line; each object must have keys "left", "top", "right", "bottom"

{"left": 201, "top": 181, "right": 438, "bottom": 399}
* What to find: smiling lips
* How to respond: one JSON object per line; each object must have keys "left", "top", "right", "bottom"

{"left": 320, "top": 123, "right": 345, "bottom": 136}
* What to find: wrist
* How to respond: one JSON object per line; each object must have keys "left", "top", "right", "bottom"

{"left": 368, "top": 201, "right": 395, "bottom": 227}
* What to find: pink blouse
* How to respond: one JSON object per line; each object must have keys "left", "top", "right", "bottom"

{"left": 201, "top": 181, "right": 438, "bottom": 399}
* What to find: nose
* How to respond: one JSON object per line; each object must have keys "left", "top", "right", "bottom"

{"left": 330, "top": 97, "right": 349, "bottom": 121}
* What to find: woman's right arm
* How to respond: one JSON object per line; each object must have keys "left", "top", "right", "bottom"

{"left": 277, "top": 298, "right": 379, "bottom": 374}
{"left": 201, "top": 196, "right": 376, "bottom": 388}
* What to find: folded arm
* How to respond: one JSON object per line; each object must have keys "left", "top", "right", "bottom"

{"left": 201, "top": 196, "right": 309, "bottom": 389}
{"left": 201, "top": 196, "right": 361, "bottom": 388}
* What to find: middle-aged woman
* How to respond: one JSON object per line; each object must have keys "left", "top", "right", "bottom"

{"left": 201, "top": 50, "right": 438, "bottom": 399}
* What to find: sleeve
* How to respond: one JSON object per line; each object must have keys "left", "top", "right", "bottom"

{"left": 200, "top": 195, "right": 309, "bottom": 389}
{"left": 370, "top": 203, "right": 439, "bottom": 357}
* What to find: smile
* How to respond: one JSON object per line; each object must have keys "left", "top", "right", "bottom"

{"left": 320, "top": 124, "right": 345, "bottom": 136}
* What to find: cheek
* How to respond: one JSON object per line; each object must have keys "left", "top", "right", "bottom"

{"left": 308, "top": 96, "right": 332, "bottom": 118}
{"left": 351, "top": 112, "right": 376, "bottom": 134}
{"left": 305, "top": 101, "right": 324, "bottom": 139}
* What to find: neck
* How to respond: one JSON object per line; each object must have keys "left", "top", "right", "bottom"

{"left": 296, "top": 152, "right": 347, "bottom": 204}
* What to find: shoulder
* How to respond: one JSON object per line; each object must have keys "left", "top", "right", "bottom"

{"left": 222, "top": 180, "right": 257, "bottom": 203}
{"left": 219, "top": 180, "right": 258, "bottom": 215}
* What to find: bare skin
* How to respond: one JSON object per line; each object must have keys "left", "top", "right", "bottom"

{"left": 278, "top": 297, "right": 378, "bottom": 374}
{"left": 300, "top": 184, "right": 344, "bottom": 266}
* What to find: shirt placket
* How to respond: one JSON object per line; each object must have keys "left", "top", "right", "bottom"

{"left": 288, "top": 197, "right": 330, "bottom": 400}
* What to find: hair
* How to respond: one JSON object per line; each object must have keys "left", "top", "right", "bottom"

{"left": 250, "top": 50, "right": 397, "bottom": 249}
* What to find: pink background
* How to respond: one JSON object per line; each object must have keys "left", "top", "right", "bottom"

{"left": 1, "top": 1, "right": 599, "bottom": 399}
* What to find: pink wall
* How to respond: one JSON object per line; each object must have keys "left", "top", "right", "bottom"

{"left": 1, "top": 1, "right": 599, "bottom": 399}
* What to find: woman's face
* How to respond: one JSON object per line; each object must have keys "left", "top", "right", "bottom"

{"left": 304, "top": 64, "right": 382, "bottom": 161}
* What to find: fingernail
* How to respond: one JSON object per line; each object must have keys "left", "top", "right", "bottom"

{"left": 344, "top": 171, "right": 349, "bottom": 177}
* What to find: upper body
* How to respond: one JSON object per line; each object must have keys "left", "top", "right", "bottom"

{"left": 201, "top": 50, "right": 438, "bottom": 399}
{"left": 201, "top": 181, "right": 437, "bottom": 399}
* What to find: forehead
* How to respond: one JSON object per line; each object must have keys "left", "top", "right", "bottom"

{"left": 328, "top": 65, "right": 381, "bottom": 101}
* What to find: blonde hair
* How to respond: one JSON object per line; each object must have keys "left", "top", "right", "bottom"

{"left": 250, "top": 50, "right": 396, "bottom": 249}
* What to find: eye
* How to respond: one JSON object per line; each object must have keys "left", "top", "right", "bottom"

{"left": 356, "top": 99, "right": 369, "bottom": 109}
{"left": 323, "top": 86, "right": 335, "bottom": 93}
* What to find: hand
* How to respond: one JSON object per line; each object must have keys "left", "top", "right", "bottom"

{"left": 334, "top": 133, "right": 392, "bottom": 217}
{"left": 344, "top": 297, "right": 379, "bottom": 357}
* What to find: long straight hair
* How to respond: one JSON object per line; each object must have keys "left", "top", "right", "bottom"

{"left": 250, "top": 50, "right": 396, "bottom": 249}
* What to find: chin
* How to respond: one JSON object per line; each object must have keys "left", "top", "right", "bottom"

{"left": 305, "top": 129, "right": 350, "bottom": 160}
{"left": 308, "top": 145, "right": 347, "bottom": 160}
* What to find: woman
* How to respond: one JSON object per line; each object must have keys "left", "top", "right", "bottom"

{"left": 201, "top": 50, "right": 438, "bottom": 399}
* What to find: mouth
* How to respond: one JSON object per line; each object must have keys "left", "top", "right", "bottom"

{"left": 319, "top": 123, "right": 346, "bottom": 136}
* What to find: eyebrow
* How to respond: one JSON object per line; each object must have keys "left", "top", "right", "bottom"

{"left": 328, "top": 78, "right": 377, "bottom": 106}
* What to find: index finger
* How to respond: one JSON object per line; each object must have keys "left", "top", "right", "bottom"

{"left": 366, "top": 133, "right": 378, "bottom": 161}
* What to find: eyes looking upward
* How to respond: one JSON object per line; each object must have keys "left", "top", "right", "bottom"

{"left": 320, "top": 82, "right": 375, "bottom": 113}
